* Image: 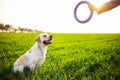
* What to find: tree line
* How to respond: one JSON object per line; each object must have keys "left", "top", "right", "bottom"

{"left": 0, "top": 23, "right": 42, "bottom": 33}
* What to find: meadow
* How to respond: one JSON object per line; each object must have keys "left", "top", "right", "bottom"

{"left": 0, "top": 33, "right": 120, "bottom": 80}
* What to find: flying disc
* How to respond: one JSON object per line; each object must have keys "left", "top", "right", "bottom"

{"left": 74, "top": 1, "right": 93, "bottom": 23}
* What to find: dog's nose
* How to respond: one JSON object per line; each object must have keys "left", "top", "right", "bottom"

{"left": 50, "top": 35, "right": 52, "bottom": 39}
{"left": 50, "top": 35, "right": 52, "bottom": 38}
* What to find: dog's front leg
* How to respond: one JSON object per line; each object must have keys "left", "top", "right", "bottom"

{"left": 14, "top": 65, "right": 24, "bottom": 73}
{"left": 36, "top": 58, "right": 45, "bottom": 68}
{"left": 29, "top": 64, "right": 36, "bottom": 72}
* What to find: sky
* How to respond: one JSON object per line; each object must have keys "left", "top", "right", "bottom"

{"left": 0, "top": 0, "right": 120, "bottom": 33}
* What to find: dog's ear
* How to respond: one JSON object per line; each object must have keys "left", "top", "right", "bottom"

{"left": 36, "top": 36, "right": 41, "bottom": 43}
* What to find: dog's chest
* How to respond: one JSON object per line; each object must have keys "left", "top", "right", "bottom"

{"left": 28, "top": 50, "right": 43, "bottom": 62}
{"left": 27, "top": 45, "right": 47, "bottom": 64}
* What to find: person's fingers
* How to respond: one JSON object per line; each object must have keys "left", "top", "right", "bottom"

{"left": 88, "top": 3, "right": 96, "bottom": 11}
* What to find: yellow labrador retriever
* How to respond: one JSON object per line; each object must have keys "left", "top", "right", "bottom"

{"left": 13, "top": 33, "right": 52, "bottom": 72}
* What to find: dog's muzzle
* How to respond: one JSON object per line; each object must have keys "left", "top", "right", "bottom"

{"left": 43, "top": 35, "right": 52, "bottom": 45}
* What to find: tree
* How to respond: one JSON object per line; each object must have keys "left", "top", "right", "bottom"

{"left": 0, "top": 23, "right": 5, "bottom": 32}
{"left": 5, "top": 24, "right": 12, "bottom": 32}
{"left": 12, "top": 27, "right": 18, "bottom": 32}
{"left": 26, "top": 28, "right": 33, "bottom": 32}
{"left": 18, "top": 27, "right": 24, "bottom": 32}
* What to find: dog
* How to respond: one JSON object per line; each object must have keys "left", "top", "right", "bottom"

{"left": 13, "top": 33, "right": 52, "bottom": 73}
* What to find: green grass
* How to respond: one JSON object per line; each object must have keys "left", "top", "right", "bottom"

{"left": 0, "top": 33, "right": 120, "bottom": 80}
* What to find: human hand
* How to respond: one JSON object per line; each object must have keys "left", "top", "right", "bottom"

{"left": 88, "top": 3, "right": 96, "bottom": 11}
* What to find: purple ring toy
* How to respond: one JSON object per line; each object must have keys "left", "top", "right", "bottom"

{"left": 74, "top": 1, "right": 93, "bottom": 23}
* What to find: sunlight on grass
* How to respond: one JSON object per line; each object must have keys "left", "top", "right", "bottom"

{"left": 0, "top": 33, "right": 120, "bottom": 80}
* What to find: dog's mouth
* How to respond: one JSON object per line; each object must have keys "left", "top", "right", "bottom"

{"left": 43, "top": 40, "right": 52, "bottom": 45}
{"left": 43, "top": 36, "right": 52, "bottom": 45}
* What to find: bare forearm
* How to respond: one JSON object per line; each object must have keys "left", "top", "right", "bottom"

{"left": 97, "top": 0, "right": 120, "bottom": 14}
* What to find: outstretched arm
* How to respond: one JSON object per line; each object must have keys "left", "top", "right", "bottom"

{"left": 89, "top": 0, "right": 120, "bottom": 14}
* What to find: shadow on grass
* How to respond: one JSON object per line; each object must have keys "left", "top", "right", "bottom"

{"left": 0, "top": 66, "right": 35, "bottom": 80}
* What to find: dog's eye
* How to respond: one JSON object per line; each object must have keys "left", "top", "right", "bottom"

{"left": 43, "top": 35, "right": 47, "bottom": 37}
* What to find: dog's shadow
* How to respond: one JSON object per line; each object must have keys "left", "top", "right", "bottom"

{"left": 10, "top": 67, "right": 37, "bottom": 80}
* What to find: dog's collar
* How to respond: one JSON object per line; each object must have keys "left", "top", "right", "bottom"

{"left": 37, "top": 43, "right": 43, "bottom": 56}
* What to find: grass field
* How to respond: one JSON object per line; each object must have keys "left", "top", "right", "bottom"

{"left": 0, "top": 33, "right": 120, "bottom": 80}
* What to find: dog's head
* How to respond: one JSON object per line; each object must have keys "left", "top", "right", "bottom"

{"left": 36, "top": 33, "right": 52, "bottom": 46}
